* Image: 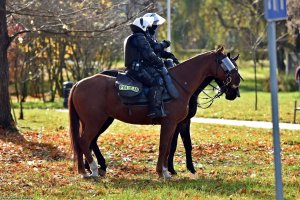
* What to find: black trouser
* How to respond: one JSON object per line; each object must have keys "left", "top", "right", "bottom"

{"left": 128, "top": 67, "right": 164, "bottom": 111}
{"left": 128, "top": 66, "right": 163, "bottom": 87}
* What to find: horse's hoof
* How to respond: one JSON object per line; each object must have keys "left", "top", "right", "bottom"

{"left": 190, "top": 172, "right": 198, "bottom": 179}
{"left": 82, "top": 174, "right": 99, "bottom": 179}
{"left": 98, "top": 169, "right": 106, "bottom": 177}
{"left": 80, "top": 170, "right": 99, "bottom": 179}
{"left": 169, "top": 169, "right": 177, "bottom": 175}
{"left": 162, "top": 170, "right": 172, "bottom": 180}
{"left": 81, "top": 173, "right": 91, "bottom": 179}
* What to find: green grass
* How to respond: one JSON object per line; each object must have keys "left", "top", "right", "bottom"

{"left": 3, "top": 63, "right": 300, "bottom": 199}
{"left": 1, "top": 110, "right": 299, "bottom": 199}
{"left": 11, "top": 98, "right": 64, "bottom": 109}
{"left": 196, "top": 91, "right": 300, "bottom": 123}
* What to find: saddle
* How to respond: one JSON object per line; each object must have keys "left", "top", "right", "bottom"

{"left": 115, "top": 72, "right": 173, "bottom": 105}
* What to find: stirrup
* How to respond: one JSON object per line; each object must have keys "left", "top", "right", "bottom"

{"left": 147, "top": 107, "right": 167, "bottom": 119}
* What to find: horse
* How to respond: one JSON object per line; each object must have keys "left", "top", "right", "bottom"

{"left": 69, "top": 47, "right": 242, "bottom": 178}
{"left": 84, "top": 56, "right": 239, "bottom": 176}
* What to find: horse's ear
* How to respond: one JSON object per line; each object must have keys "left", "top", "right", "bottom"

{"left": 233, "top": 54, "right": 239, "bottom": 61}
{"left": 227, "top": 52, "right": 231, "bottom": 58}
{"left": 217, "top": 46, "right": 224, "bottom": 53}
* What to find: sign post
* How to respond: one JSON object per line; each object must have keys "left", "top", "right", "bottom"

{"left": 166, "top": 0, "right": 171, "bottom": 52}
{"left": 264, "top": 0, "right": 287, "bottom": 199}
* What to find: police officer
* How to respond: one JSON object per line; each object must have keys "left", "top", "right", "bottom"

{"left": 143, "top": 13, "right": 179, "bottom": 65}
{"left": 124, "top": 17, "right": 166, "bottom": 119}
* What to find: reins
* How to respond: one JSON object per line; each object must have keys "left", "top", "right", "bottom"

{"left": 196, "top": 83, "right": 224, "bottom": 109}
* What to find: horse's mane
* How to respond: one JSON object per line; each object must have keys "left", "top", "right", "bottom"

{"left": 170, "top": 50, "right": 216, "bottom": 70}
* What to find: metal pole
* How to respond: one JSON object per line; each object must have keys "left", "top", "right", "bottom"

{"left": 167, "top": 0, "right": 171, "bottom": 52}
{"left": 267, "top": 21, "right": 284, "bottom": 200}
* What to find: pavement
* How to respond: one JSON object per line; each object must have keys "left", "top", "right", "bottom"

{"left": 58, "top": 109, "right": 300, "bottom": 130}
{"left": 191, "top": 117, "right": 300, "bottom": 130}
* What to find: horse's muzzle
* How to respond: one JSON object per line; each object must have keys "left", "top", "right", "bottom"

{"left": 236, "top": 88, "right": 240, "bottom": 97}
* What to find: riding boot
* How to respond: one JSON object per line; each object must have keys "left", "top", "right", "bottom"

{"left": 147, "top": 86, "right": 167, "bottom": 119}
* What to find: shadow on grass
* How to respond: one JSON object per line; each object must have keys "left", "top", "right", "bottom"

{"left": 96, "top": 177, "right": 274, "bottom": 199}
{"left": 0, "top": 130, "right": 67, "bottom": 161}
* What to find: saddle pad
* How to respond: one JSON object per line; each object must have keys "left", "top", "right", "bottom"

{"left": 119, "top": 88, "right": 173, "bottom": 106}
{"left": 115, "top": 72, "right": 173, "bottom": 105}
{"left": 115, "top": 72, "right": 142, "bottom": 97}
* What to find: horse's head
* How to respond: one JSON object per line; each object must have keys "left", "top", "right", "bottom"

{"left": 213, "top": 47, "right": 242, "bottom": 100}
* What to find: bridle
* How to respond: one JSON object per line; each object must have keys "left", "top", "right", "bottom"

{"left": 197, "top": 54, "right": 242, "bottom": 108}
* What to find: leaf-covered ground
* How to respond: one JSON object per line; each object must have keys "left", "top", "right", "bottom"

{"left": 0, "top": 118, "right": 299, "bottom": 199}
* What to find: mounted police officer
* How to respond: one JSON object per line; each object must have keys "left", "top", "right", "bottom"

{"left": 143, "top": 13, "right": 179, "bottom": 66}
{"left": 124, "top": 17, "right": 166, "bottom": 119}
{"left": 143, "top": 13, "right": 180, "bottom": 99}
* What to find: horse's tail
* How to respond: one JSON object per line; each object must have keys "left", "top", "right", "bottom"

{"left": 68, "top": 83, "right": 80, "bottom": 164}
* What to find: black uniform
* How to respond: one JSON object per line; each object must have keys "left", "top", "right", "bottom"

{"left": 145, "top": 27, "right": 179, "bottom": 65}
{"left": 124, "top": 26, "right": 166, "bottom": 118}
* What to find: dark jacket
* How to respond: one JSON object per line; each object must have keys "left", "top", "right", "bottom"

{"left": 145, "top": 31, "right": 179, "bottom": 64}
{"left": 124, "top": 32, "right": 163, "bottom": 69}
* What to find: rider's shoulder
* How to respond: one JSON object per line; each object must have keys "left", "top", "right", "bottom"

{"left": 132, "top": 33, "right": 148, "bottom": 44}
{"left": 132, "top": 32, "right": 147, "bottom": 39}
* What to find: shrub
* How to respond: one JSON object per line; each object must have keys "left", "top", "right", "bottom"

{"left": 263, "top": 73, "right": 298, "bottom": 92}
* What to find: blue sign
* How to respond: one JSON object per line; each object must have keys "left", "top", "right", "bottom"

{"left": 264, "top": 0, "right": 287, "bottom": 21}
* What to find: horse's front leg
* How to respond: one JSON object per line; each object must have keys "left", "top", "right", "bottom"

{"left": 168, "top": 125, "right": 180, "bottom": 175}
{"left": 179, "top": 119, "right": 196, "bottom": 174}
{"left": 157, "top": 122, "right": 177, "bottom": 179}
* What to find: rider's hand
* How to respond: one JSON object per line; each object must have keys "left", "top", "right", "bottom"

{"left": 169, "top": 53, "right": 179, "bottom": 64}
{"left": 172, "top": 57, "right": 180, "bottom": 65}
{"left": 161, "top": 40, "right": 171, "bottom": 49}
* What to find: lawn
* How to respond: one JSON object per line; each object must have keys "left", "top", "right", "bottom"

{"left": 2, "top": 63, "right": 300, "bottom": 199}
{"left": 0, "top": 109, "right": 299, "bottom": 199}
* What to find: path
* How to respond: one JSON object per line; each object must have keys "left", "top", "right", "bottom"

{"left": 57, "top": 109, "right": 300, "bottom": 130}
{"left": 191, "top": 117, "right": 300, "bottom": 130}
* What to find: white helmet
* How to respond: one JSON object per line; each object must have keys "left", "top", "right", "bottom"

{"left": 131, "top": 17, "right": 154, "bottom": 32}
{"left": 143, "top": 13, "right": 166, "bottom": 25}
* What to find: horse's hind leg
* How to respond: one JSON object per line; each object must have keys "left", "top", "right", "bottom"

{"left": 85, "top": 117, "right": 114, "bottom": 176}
{"left": 77, "top": 147, "right": 85, "bottom": 175}
{"left": 79, "top": 122, "right": 105, "bottom": 177}
{"left": 85, "top": 138, "right": 107, "bottom": 177}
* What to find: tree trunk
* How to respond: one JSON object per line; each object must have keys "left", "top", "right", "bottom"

{"left": 277, "top": 45, "right": 286, "bottom": 72}
{"left": 295, "top": 31, "right": 300, "bottom": 53}
{"left": 0, "top": 0, "right": 15, "bottom": 131}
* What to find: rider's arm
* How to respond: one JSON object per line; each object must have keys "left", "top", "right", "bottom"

{"left": 161, "top": 51, "right": 180, "bottom": 64}
{"left": 134, "top": 34, "right": 164, "bottom": 68}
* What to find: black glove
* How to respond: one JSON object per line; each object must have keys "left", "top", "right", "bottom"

{"left": 161, "top": 40, "right": 171, "bottom": 49}
{"left": 171, "top": 56, "right": 179, "bottom": 64}
{"left": 169, "top": 53, "right": 179, "bottom": 64}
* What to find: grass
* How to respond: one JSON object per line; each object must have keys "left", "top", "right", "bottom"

{"left": 2, "top": 63, "right": 300, "bottom": 199}
{"left": 0, "top": 109, "right": 299, "bottom": 199}
{"left": 196, "top": 91, "right": 300, "bottom": 123}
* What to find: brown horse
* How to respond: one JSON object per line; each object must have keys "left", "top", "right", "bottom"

{"left": 69, "top": 47, "right": 242, "bottom": 178}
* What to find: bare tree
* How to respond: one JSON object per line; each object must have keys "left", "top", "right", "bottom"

{"left": 287, "top": 0, "right": 300, "bottom": 52}
{"left": 0, "top": 0, "right": 15, "bottom": 131}
{"left": 1, "top": 0, "right": 156, "bottom": 131}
